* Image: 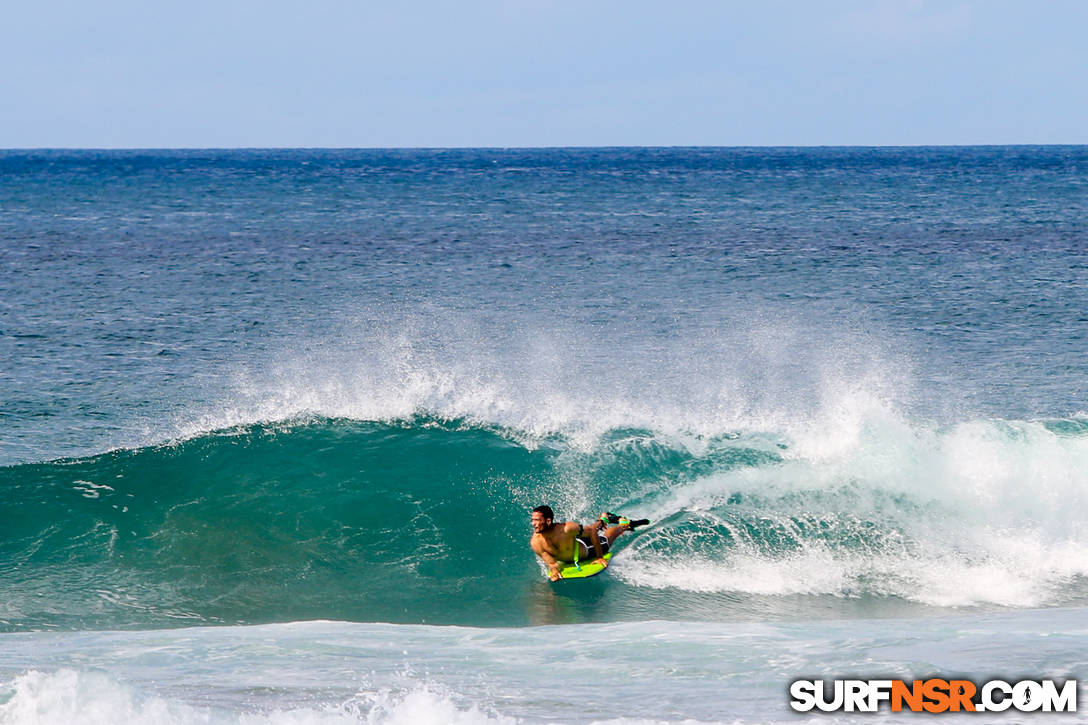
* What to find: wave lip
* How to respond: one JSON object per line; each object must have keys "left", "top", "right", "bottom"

{"left": 154, "top": 304, "right": 917, "bottom": 455}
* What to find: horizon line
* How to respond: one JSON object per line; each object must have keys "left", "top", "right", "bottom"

{"left": 3, "top": 143, "right": 1086, "bottom": 152}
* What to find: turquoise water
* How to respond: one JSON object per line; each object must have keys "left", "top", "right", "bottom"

{"left": 2, "top": 147, "right": 1087, "bottom": 722}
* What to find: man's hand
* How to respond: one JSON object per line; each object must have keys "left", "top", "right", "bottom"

{"left": 594, "top": 557, "right": 609, "bottom": 568}
{"left": 549, "top": 569, "right": 563, "bottom": 581}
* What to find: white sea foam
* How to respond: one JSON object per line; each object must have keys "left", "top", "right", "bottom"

{"left": 0, "top": 668, "right": 742, "bottom": 725}
{"left": 0, "top": 670, "right": 517, "bottom": 725}
{"left": 618, "top": 547, "right": 851, "bottom": 597}
{"left": 2, "top": 616, "right": 1083, "bottom": 725}
{"left": 341, "top": 687, "right": 516, "bottom": 725}
{"left": 604, "top": 406, "right": 1088, "bottom": 609}
{"left": 0, "top": 670, "right": 204, "bottom": 725}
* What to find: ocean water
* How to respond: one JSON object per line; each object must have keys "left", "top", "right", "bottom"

{"left": 1, "top": 146, "right": 1087, "bottom": 722}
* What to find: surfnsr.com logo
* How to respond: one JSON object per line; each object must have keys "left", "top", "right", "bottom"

{"left": 790, "top": 679, "right": 1078, "bottom": 713}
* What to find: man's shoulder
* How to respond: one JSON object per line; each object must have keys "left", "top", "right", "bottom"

{"left": 532, "top": 522, "right": 578, "bottom": 541}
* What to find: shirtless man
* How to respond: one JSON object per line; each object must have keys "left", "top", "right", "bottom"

{"left": 530, "top": 505, "right": 648, "bottom": 581}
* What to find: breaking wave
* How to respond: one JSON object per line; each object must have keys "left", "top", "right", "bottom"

{"left": 3, "top": 407, "right": 1088, "bottom": 631}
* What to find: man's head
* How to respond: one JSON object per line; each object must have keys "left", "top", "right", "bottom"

{"left": 531, "top": 505, "right": 554, "bottom": 533}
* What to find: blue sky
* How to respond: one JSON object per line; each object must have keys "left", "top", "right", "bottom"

{"left": 3, "top": 0, "right": 1086, "bottom": 148}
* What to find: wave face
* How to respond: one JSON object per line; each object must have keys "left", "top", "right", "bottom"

{"left": 4, "top": 414, "right": 1088, "bottom": 631}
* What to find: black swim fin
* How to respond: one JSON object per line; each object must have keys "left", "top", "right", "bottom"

{"left": 618, "top": 517, "right": 650, "bottom": 530}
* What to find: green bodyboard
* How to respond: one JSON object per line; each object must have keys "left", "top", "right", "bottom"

{"left": 554, "top": 552, "right": 612, "bottom": 580}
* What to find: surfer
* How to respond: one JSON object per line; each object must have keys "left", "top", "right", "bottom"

{"left": 530, "top": 505, "right": 648, "bottom": 581}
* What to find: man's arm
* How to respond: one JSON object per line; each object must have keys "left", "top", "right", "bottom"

{"left": 530, "top": 535, "right": 564, "bottom": 580}
{"left": 586, "top": 526, "right": 608, "bottom": 566}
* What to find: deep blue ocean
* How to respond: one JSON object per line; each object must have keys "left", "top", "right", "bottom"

{"left": 1, "top": 147, "right": 1087, "bottom": 723}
